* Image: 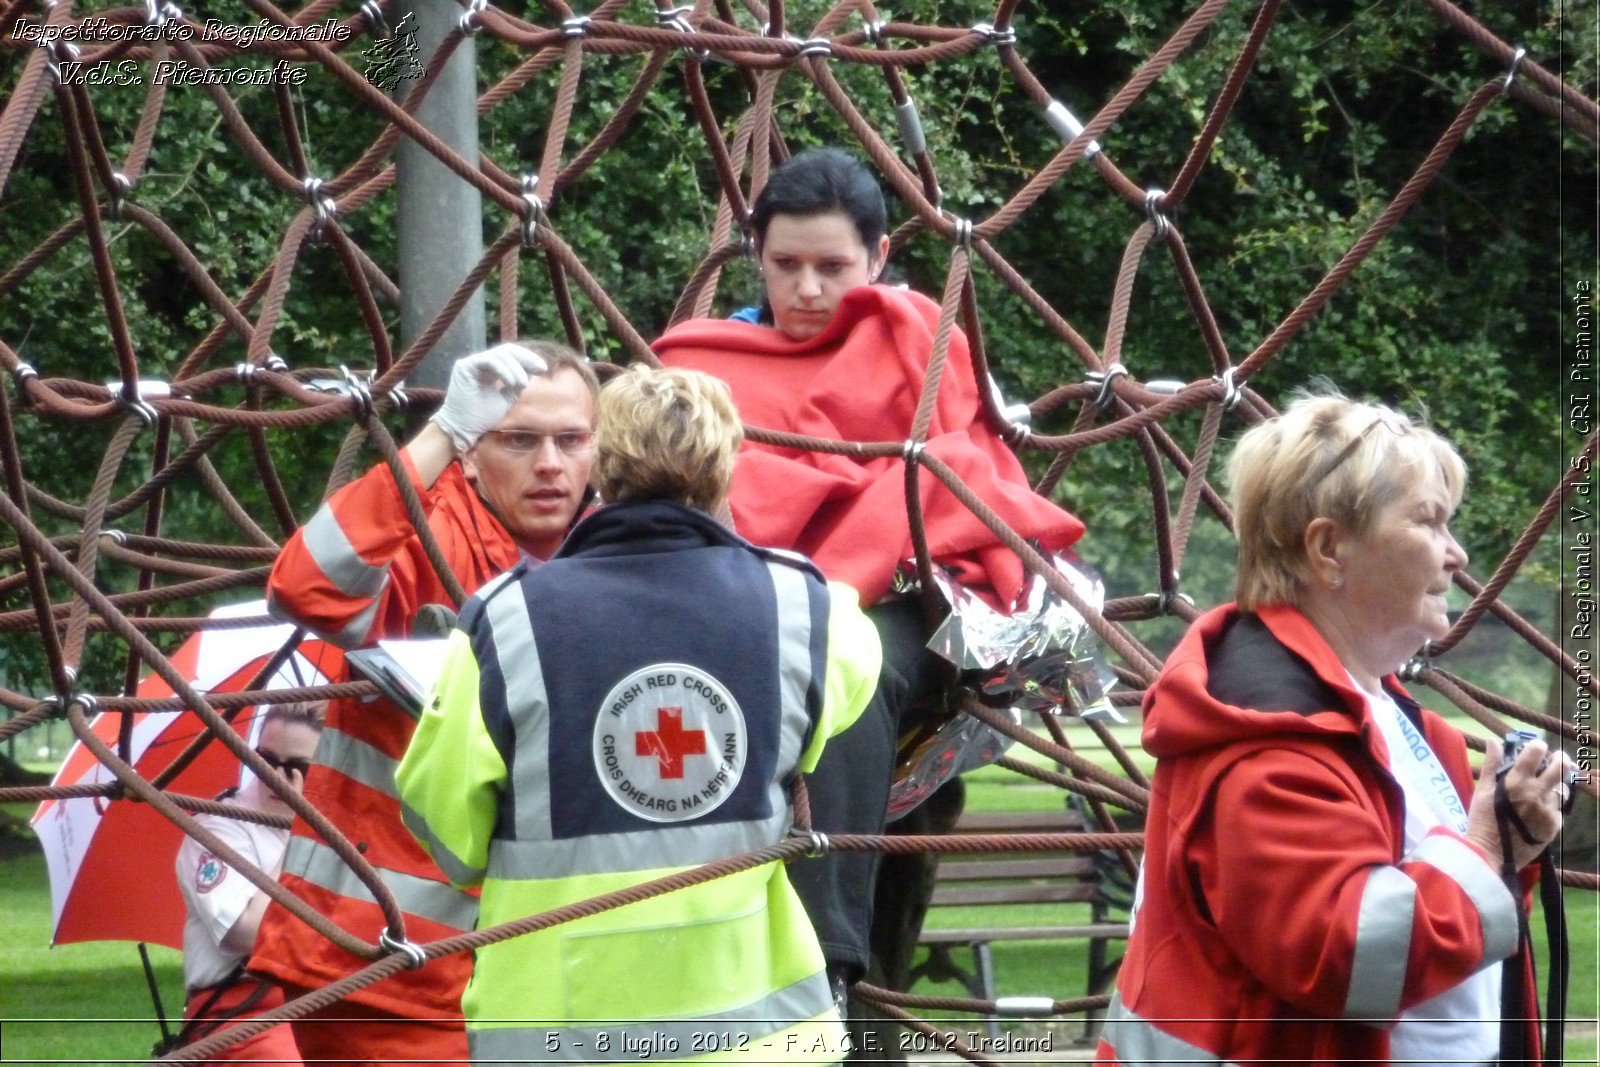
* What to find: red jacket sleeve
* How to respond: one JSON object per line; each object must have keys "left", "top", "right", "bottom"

{"left": 1193, "top": 746, "right": 1520, "bottom": 1023}
{"left": 267, "top": 455, "right": 440, "bottom": 648}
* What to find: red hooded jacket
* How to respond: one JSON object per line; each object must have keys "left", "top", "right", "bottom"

{"left": 1098, "top": 603, "right": 1539, "bottom": 1065}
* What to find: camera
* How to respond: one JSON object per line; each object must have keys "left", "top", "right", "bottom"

{"left": 1497, "top": 728, "right": 1578, "bottom": 788}
{"left": 1497, "top": 728, "right": 1541, "bottom": 777}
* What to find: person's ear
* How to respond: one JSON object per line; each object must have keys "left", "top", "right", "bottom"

{"left": 1303, "top": 517, "right": 1346, "bottom": 590}
{"left": 870, "top": 234, "right": 890, "bottom": 280}
{"left": 461, "top": 447, "right": 480, "bottom": 482}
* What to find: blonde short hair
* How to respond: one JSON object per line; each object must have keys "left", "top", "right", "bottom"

{"left": 594, "top": 365, "right": 743, "bottom": 513}
{"left": 1228, "top": 390, "right": 1466, "bottom": 611}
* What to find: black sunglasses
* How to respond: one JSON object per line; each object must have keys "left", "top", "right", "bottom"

{"left": 256, "top": 747, "right": 312, "bottom": 779}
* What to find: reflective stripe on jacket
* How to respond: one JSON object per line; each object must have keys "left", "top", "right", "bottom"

{"left": 1096, "top": 604, "right": 1538, "bottom": 1066}
{"left": 398, "top": 501, "right": 882, "bottom": 1064}
{"left": 251, "top": 456, "right": 520, "bottom": 1018}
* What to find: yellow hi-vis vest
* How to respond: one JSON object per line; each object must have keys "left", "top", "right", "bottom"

{"left": 396, "top": 502, "right": 882, "bottom": 1064}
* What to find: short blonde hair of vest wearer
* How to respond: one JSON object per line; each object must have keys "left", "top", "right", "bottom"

{"left": 594, "top": 365, "right": 743, "bottom": 514}
{"left": 1228, "top": 388, "right": 1466, "bottom": 612}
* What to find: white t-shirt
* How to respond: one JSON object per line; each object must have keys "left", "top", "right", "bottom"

{"left": 175, "top": 809, "right": 289, "bottom": 991}
{"left": 1358, "top": 676, "right": 1501, "bottom": 1066}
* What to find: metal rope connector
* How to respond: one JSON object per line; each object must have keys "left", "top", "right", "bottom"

{"left": 994, "top": 996, "right": 1056, "bottom": 1017}
{"left": 264, "top": 353, "right": 289, "bottom": 373}
{"left": 44, "top": 41, "right": 82, "bottom": 85}
{"left": 385, "top": 379, "right": 410, "bottom": 412}
{"left": 519, "top": 174, "right": 543, "bottom": 249}
{"left": 107, "top": 172, "right": 131, "bottom": 222}
{"left": 1043, "top": 99, "right": 1102, "bottom": 159}
{"left": 655, "top": 6, "right": 707, "bottom": 61}
{"left": 101, "top": 528, "right": 129, "bottom": 546}
{"left": 12, "top": 361, "right": 39, "bottom": 392}
{"left": 339, "top": 364, "right": 374, "bottom": 419}
{"left": 302, "top": 177, "right": 338, "bottom": 241}
{"left": 1214, "top": 365, "right": 1242, "bottom": 413}
{"left": 1399, "top": 640, "right": 1433, "bottom": 682}
{"left": 970, "top": 22, "right": 1016, "bottom": 46}
{"left": 894, "top": 99, "right": 928, "bottom": 155}
{"left": 987, "top": 373, "right": 1032, "bottom": 446}
{"left": 1155, "top": 589, "right": 1193, "bottom": 615}
{"left": 378, "top": 930, "right": 428, "bottom": 970}
{"left": 796, "top": 37, "right": 831, "bottom": 58}
{"left": 902, "top": 439, "right": 925, "bottom": 463}
{"left": 105, "top": 379, "right": 170, "bottom": 426}
{"left": 949, "top": 215, "right": 974, "bottom": 251}
{"left": 987, "top": 374, "right": 1032, "bottom": 429}
{"left": 861, "top": 18, "right": 885, "bottom": 44}
{"left": 789, "top": 827, "right": 829, "bottom": 857}
{"left": 458, "top": 0, "right": 488, "bottom": 36}
{"left": 1144, "top": 187, "right": 1170, "bottom": 242}
{"left": 1088, "top": 362, "right": 1128, "bottom": 411}
{"left": 143, "top": 0, "right": 180, "bottom": 27}
{"left": 360, "top": 0, "right": 389, "bottom": 37}
{"left": 562, "top": 14, "right": 590, "bottom": 37}
{"left": 1501, "top": 46, "right": 1527, "bottom": 94}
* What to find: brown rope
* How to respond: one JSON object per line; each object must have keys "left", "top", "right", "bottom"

{"left": 0, "top": 1, "right": 1592, "bottom": 1044}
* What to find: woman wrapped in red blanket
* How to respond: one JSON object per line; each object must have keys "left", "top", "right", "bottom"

{"left": 655, "top": 148, "right": 1085, "bottom": 1053}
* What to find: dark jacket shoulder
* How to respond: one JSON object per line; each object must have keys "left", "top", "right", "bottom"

{"left": 1205, "top": 612, "right": 1347, "bottom": 716}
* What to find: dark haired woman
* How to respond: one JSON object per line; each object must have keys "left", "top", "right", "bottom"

{"left": 654, "top": 148, "right": 1086, "bottom": 1025}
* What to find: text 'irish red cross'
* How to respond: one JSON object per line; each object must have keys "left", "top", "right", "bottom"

{"left": 635, "top": 707, "right": 708, "bottom": 779}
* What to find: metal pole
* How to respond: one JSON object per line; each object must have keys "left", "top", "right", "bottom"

{"left": 396, "top": 0, "right": 486, "bottom": 394}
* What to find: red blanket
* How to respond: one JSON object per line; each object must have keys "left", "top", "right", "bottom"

{"left": 654, "top": 285, "right": 1085, "bottom": 608}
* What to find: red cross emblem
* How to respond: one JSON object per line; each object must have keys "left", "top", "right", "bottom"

{"left": 635, "top": 706, "right": 708, "bottom": 779}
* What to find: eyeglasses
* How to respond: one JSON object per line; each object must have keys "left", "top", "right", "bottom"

{"left": 1311, "top": 413, "right": 1411, "bottom": 485}
{"left": 479, "top": 429, "right": 595, "bottom": 455}
{"left": 256, "top": 747, "right": 312, "bottom": 779}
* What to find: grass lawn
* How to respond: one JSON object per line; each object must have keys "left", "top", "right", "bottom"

{"left": 1, "top": 850, "right": 186, "bottom": 1065}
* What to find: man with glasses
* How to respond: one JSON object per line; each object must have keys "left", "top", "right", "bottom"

{"left": 252, "top": 341, "right": 599, "bottom": 1066}
{"left": 173, "top": 702, "right": 324, "bottom": 1063}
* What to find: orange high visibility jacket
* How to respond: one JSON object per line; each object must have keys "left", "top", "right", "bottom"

{"left": 250, "top": 455, "right": 519, "bottom": 1018}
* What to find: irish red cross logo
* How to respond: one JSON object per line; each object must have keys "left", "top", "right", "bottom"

{"left": 634, "top": 706, "right": 708, "bottom": 779}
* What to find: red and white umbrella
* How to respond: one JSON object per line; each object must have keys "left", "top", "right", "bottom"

{"left": 31, "top": 600, "right": 340, "bottom": 948}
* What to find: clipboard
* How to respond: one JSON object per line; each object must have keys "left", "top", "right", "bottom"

{"left": 345, "top": 638, "right": 450, "bottom": 718}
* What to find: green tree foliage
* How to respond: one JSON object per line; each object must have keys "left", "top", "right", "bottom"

{"left": 0, "top": 0, "right": 1593, "bottom": 697}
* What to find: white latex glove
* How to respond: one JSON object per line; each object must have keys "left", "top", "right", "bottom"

{"left": 429, "top": 344, "right": 548, "bottom": 453}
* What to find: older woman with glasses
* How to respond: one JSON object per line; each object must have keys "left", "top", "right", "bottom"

{"left": 1097, "top": 392, "right": 1572, "bottom": 1067}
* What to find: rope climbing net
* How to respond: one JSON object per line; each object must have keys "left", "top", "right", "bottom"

{"left": 0, "top": 0, "right": 1595, "bottom": 1059}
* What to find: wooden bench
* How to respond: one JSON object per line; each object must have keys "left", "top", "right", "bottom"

{"left": 908, "top": 805, "right": 1134, "bottom": 1040}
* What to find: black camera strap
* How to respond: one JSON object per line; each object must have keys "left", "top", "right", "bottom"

{"left": 1493, "top": 775, "right": 1567, "bottom": 1066}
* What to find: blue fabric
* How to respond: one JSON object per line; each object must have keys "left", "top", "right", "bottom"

{"left": 474, "top": 501, "right": 830, "bottom": 841}
{"left": 729, "top": 305, "right": 762, "bottom": 324}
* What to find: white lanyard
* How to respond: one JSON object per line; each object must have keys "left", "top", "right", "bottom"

{"left": 1365, "top": 682, "right": 1468, "bottom": 833}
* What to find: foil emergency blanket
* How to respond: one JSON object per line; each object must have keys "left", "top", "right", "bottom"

{"left": 886, "top": 552, "right": 1118, "bottom": 817}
